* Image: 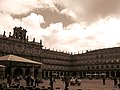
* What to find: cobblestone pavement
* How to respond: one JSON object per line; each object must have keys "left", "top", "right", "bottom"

{"left": 0, "top": 79, "right": 120, "bottom": 90}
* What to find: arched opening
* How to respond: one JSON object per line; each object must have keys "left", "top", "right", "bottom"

{"left": 57, "top": 71, "right": 59, "bottom": 77}
{"left": 45, "top": 71, "right": 48, "bottom": 77}
{"left": 106, "top": 71, "right": 109, "bottom": 78}
{"left": 83, "top": 72, "right": 86, "bottom": 78}
{"left": 34, "top": 69, "right": 38, "bottom": 77}
{"left": 111, "top": 71, "right": 115, "bottom": 78}
{"left": 79, "top": 72, "right": 82, "bottom": 77}
{"left": 14, "top": 68, "right": 23, "bottom": 77}
{"left": 25, "top": 68, "right": 30, "bottom": 76}
{"left": 5, "top": 67, "right": 10, "bottom": 77}
{"left": 42, "top": 71, "right": 44, "bottom": 77}
{"left": 50, "top": 71, "right": 52, "bottom": 76}
{"left": 73, "top": 72, "right": 77, "bottom": 77}
{"left": 116, "top": 71, "right": 120, "bottom": 77}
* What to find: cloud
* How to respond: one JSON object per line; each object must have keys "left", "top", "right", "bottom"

{"left": 53, "top": 0, "right": 120, "bottom": 25}
{"left": 0, "top": 0, "right": 41, "bottom": 14}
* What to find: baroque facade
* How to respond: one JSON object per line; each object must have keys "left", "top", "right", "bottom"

{"left": 0, "top": 26, "right": 120, "bottom": 78}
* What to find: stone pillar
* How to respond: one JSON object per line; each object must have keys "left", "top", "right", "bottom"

{"left": 77, "top": 72, "right": 79, "bottom": 77}
{"left": 11, "top": 67, "right": 15, "bottom": 78}
{"left": 81, "top": 72, "right": 83, "bottom": 77}
{"left": 38, "top": 66, "right": 42, "bottom": 78}
{"left": 63, "top": 72, "right": 65, "bottom": 76}
{"left": 109, "top": 71, "right": 111, "bottom": 78}
{"left": 44, "top": 71, "right": 46, "bottom": 78}
{"left": 59, "top": 71, "right": 61, "bottom": 77}
{"left": 115, "top": 71, "right": 116, "bottom": 77}
{"left": 31, "top": 65, "right": 34, "bottom": 76}
{"left": 22, "top": 68, "right": 26, "bottom": 76}
{"left": 69, "top": 72, "right": 72, "bottom": 76}
{"left": 48, "top": 71, "right": 50, "bottom": 77}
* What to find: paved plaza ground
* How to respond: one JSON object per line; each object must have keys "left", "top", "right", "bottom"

{"left": 40, "top": 79, "right": 120, "bottom": 90}
{"left": 0, "top": 78, "right": 120, "bottom": 90}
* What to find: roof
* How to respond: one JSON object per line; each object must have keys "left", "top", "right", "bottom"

{"left": 0, "top": 54, "right": 42, "bottom": 65}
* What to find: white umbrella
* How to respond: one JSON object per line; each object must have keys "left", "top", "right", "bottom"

{"left": 0, "top": 64, "right": 6, "bottom": 67}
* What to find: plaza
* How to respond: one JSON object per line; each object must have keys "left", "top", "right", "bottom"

{"left": 0, "top": 78, "right": 119, "bottom": 90}
{"left": 40, "top": 79, "right": 119, "bottom": 90}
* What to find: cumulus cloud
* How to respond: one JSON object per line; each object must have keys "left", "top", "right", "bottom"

{"left": 53, "top": 0, "right": 120, "bottom": 25}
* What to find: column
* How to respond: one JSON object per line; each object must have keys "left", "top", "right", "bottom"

{"left": 38, "top": 67, "right": 42, "bottom": 78}
{"left": 108, "top": 71, "right": 110, "bottom": 78}
{"left": 22, "top": 68, "right": 26, "bottom": 77}
{"left": 59, "top": 71, "right": 61, "bottom": 77}
{"left": 30, "top": 65, "right": 34, "bottom": 76}
{"left": 77, "top": 72, "right": 79, "bottom": 77}
{"left": 81, "top": 72, "right": 83, "bottom": 77}
{"left": 115, "top": 71, "right": 116, "bottom": 77}
{"left": 11, "top": 67, "right": 15, "bottom": 78}
{"left": 43, "top": 71, "right": 46, "bottom": 78}
{"left": 48, "top": 71, "right": 50, "bottom": 77}
{"left": 62, "top": 71, "right": 65, "bottom": 76}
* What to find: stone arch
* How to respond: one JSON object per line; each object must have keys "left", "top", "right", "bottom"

{"left": 14, "top": 68, "right": 23, "bottom": 77}
{"left": 106, "top": 71, "right": 109, "bottom": 78}
{"left": 111, "top": 71, "right": 115, "bottom": 78}
{"left": 116, "top": 71, "right": 120, "bottom": 77}
{"left": 45, "top": 71, "right": 48, "bottom": 77}
{"left": 25, "top": 68, "right": 30, "bottom": 76}
{"left": 34, "top": 68, "right": 38, "bottom": 77}
{"left": 5, "top": 67, "right": 10, "bottom": 77}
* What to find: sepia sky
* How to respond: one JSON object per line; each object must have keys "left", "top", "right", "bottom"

{"left": 0, "top": 0, "right": 120, "bottom": 53}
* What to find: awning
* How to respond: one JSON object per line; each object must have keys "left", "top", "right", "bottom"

{"left": 0, "top": 54, "right": 42, "bottom": 66}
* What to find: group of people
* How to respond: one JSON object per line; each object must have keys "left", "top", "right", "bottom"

{"left": 49, "top": 75, "right": 71, "bottom": 90}
{"left": 103, "top": 77, "right": 120, "bottom": 88}
{"left": 24, "top": 75, "right": 41, "bottom": 87}
{"left": 6, "top": 74, "right": 41, "bottom": 88}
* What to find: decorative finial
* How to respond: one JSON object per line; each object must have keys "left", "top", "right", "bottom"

{"left": 27, "top": 36, "right": 28, "bottom": 41}
{"left": 33, "top": 38, "right": 35, "bottom": 42}
{"left": 3, "top": 31, "right": 6, "bottom": 37}
{"left": 9, "top": 32, "right": 11, "bottom": 37}
{"left": 40, "top": 39, "right": 42, "bottom": 44}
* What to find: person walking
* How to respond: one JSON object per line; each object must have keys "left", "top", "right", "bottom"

{"left": 114, "top": 77, "right": 118, "bottom": 87}
{"left": 35, "top": 76, "right": 40, "bottom": 86}
{"left": 30, "top": 75, "right": 34, "bottom": 86}
{"left": 64, "top": 75, "right": 70, "bottom": 90}
{"left": 49, "top": 74, "right": 54, "bottom": 90}
{"left": 102, "top": 77, "right": 106, "bottom": 85}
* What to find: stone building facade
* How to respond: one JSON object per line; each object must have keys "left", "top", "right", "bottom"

{"left": 0, "top": 26, "right": 120, "bottom": 78}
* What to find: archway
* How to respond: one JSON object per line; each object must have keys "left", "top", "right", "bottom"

{"left": 106, "top": 71, "right": 109, "bottom": 78}
{"left": 45, "top": 71, "right": 48, "bottom": 77}
{"left": 25, "top": 68, "right": 30, "bottom": 76}
{"left": 34, "top": 69, "right": 38, "bottom": 77}
{"left": 73, "top": 72, "right": 77, "bottom": 77}
{"left": 116, "top": 71, "right": 120, "bottom": 77}
{"left": 111, "top": 71, "right": 115, "bottom": 78}
{"left": 14, "top": 68, "right": 23, "bottom": 77}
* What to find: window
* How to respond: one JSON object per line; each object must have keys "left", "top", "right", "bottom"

{"left": 101, "top": 66, "right": 104, "bottom": 69}
{"left": 106, "top": 65, "right": 109, "bottom": 68}
{"left": 92, "top": 66, "right": 94, "bottom": 69}
{"left": 88, "top": 66, "right": 90, "bottom": 70}
{"left": 96, "top": 66, "right": 99, "bottom": 69}
{"left": 117, "top": 65, "right": 119, "bottom": 68}
{"left": 111, "top": 65, "right": 113, "bottom": 68}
